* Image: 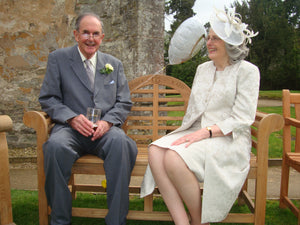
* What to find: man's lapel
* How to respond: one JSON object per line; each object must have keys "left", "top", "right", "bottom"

{"left": 70, "top": 46, "right": 93, "bottom": 92}
{"left": 94, "top": 51, "right": 106, "bottom": 95}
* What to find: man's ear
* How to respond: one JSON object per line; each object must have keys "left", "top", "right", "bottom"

{"left": 73, "top": 30, "right": 79, "bottom": 42}
{"left": 99, "top": 33, "right": 105, "bottom": 45}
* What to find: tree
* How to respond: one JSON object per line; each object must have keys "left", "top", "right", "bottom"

{"left": 165, "top": 0, "right": 196, "bottom": 32}
{"left": 233, "top": 0, "right": 300, "bottom": 90}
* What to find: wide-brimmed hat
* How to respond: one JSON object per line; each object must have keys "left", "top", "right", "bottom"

{"left": 210, "top": 8, "right": 258, "bottom": 46}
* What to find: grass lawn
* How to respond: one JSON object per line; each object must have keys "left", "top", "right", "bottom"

{"left": 11, "top": 189, "right": 299, "bottom": 225}
{"left": 259, "top": 90, "right": 300, "bottom": 100}
{"left": 257, "top": 105, "right": 296, "bottom": 158}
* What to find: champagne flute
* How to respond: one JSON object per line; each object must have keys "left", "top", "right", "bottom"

{"left": 86, "top": 107, "right": 101, "bottom": 130}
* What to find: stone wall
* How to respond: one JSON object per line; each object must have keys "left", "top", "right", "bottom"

{"left": 0, "top": 0, "right": 165, "bottom": 149}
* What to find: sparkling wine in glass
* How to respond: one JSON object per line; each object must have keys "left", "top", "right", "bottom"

{"left": 86, "top": 107, "right": 101, "bottom": 130}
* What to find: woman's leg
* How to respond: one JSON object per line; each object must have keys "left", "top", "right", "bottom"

{"left": 148, "top": 145, "right": 190, "bottom": 225}
{"left": 164, "top": 150, "right": 209, "bottom": 225}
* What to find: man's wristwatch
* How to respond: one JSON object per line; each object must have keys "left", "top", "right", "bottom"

{"left": 206, "top": 126, "right": 212, "bottom": 138}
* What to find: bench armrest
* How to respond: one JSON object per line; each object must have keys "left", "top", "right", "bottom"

{"left": 0, "top": 115, "right": 13, "bottom": 132}
{"left": 255, "top": 112, "right": 284, "bottom": 163}
{"left": 23, "top": 111, "right": 52, "bottom": 145}
{"left": 285, "top": 117, "right": 300, "bottom": 128}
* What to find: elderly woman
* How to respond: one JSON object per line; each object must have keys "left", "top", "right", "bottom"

{"left": 140, "top": 8, "right": 259, "bottom": 225}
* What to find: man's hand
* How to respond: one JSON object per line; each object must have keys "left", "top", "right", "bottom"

{"left": 68, "top": 115, "right": 112, "bottom": 140}
{"left": 68, "top": 114, "right": 94, "bottom": 137}
{"left": 91, "top": 120, "right": 112, "bottom": 141}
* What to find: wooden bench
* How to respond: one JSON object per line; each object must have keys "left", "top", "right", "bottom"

{"left": 23, "top": 74, "right": 284, "bottom": 225}
{"left": 279, "top": 89, "right": 300, "bottom": 224}
{"left": 0, "top": 115, "right": 16, "bottom": 225}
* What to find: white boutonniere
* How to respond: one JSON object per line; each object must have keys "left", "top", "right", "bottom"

{"left": 100, "top": 63, "right": 114, "bottom": 74}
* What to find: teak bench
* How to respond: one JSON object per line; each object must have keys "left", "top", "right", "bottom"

{"left": 23, "top": 74, "right": 284, "bottom": 225}
{"left": 0, "top": 115, "right": 16, "bottom": 225}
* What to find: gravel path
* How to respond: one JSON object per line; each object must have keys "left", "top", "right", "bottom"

{"left": 258, "top": 99, "right": 282, "bottom": 107}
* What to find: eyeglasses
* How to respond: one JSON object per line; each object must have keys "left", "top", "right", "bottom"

{"left": 205, "top": 36, "right": 222, "bottom": 43}
{"left": 80, "top": 32, "right": 102, "bottom": 40}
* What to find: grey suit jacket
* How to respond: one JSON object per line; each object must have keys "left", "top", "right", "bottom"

{"left": 39, "top": 45, "right": 132, "bottom": 130}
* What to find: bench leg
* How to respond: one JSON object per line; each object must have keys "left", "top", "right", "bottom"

{"left": 279, "top": 162, "right": 290, "bottom": 209}
{"left": 144, "top": 194, "right": 153, "bottom": 212}
{"left": 0, "top": 132, "right": 14, "bottom": 225}
{"left": 69, "top": 174, "right": 76, "bottom": 199}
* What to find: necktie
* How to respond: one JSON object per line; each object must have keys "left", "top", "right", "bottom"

{"left": 85, "top": 59, "right": 94, "bottom": 90}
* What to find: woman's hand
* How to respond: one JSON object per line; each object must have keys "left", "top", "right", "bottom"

{"left": 171, "top": 128, "right": 210, "bottom": 148}
{"left": 171, "top": 125, "right": 226, "bottom": 148}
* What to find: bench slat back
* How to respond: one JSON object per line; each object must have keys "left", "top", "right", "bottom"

{"left": 123, "top": 74, "right": 191, "bottom": 151}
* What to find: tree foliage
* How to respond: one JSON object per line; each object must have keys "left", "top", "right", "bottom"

{"left": 165, "top": 0, "right": 196, "bottom": 32}
{"left": 233, "top": 0, "right": 300, "bottom": 90}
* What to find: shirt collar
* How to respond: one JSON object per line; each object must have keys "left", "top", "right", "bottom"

{"left": 77, "top": 47, "right": 97, "bottom": 68}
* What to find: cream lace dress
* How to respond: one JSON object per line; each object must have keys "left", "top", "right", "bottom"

{"left": 140, "top": 60, "right": 260, "bottom": 223}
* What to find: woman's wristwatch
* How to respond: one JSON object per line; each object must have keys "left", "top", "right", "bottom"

{"left": 206, "top": 126, "right": 212, "bottom": 138}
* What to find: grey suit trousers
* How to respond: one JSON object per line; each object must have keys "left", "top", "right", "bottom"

{"left": 43, "top": 125, "right": 137, "bottom": 225}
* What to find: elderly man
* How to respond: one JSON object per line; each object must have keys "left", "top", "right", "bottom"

{"left": 39, "top": 12, "right": 137, "bottom": 225}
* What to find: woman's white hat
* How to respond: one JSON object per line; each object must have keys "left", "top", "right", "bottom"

{"left": 210, "top": 8, "right": 258, "bottom": 46}
{"left": 168, "top": 16, "right": 206, "bottom": 65}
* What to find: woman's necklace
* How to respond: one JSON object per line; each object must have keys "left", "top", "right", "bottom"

{"left": 213, "top": 69, "right": 217, "bottom": 83}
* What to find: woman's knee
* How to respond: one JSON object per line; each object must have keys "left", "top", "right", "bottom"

{"left": 148, "top": 145, "right": 159, "bottom": 158}
{"left": 164, "top": 150, "right": 186, "bottom": 175}
{"left": 148, "top": 145, "right": 166, "bottom": 164}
